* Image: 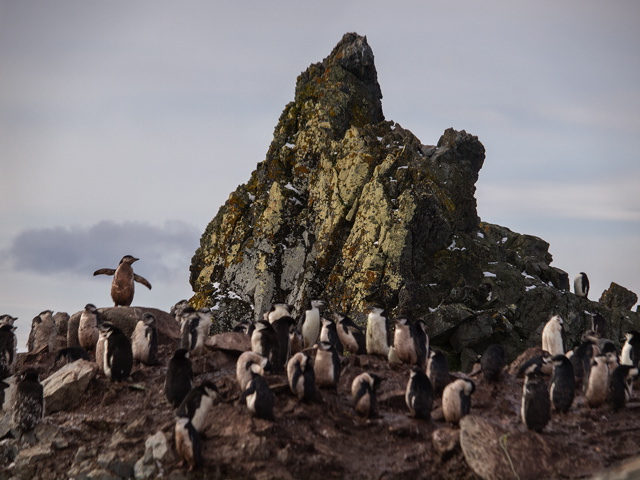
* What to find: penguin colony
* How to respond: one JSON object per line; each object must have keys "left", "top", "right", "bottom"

{"left": 4, "top": 265, "right": 640, "bottom": 472}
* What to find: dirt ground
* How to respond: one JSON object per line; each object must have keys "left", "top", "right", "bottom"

{"left": 4, "top": 338, "right": 640, "bottom": 480}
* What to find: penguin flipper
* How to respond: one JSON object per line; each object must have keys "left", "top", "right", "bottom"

{"left": 93, "top": 268, "right": 116, "bottom": 276}
{"left": 134, "top": 274, "right": 152, "bottom": 290}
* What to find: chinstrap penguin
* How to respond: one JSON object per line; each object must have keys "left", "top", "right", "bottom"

{"left": 287, "top": 352, "right": 317, "bottom": 401}
{"left": 426, "top": 348, "right": 450, "bottom": 396}
{"left": 78, "top": 303, "right": 100, "bottom": 351}
{"left": 335, "top": 313, "right": 366, "bottom": 355}
{"left": 521, "top": 364, "right": 551, "bottom": 432}
{"left": 297, "top": 300, "right": 326, "bottom": 348}
{"left": 548, "top": 354, "right": 575, "bottom": 413}
{"left": 177, "top": 381, "right": 220, "bottom": 432}
{"left": 165, "top": 349, "right": 194, "bottom": 408}
{"left": 442, "top": 378, "right": 475, "bottom": 424}
{"left": 365, "top": 305, "right": 390, "bottom": 357}
{"left": 351, "top": 372, "right": 382, "bottom": 418}
{"left": 99, "top": 322, "right": 133, "bottom": 382}
{"left": 93, "top": 255, "right": 152, "bottom": 307}
{"left": 313, "top": 341, "right": 341, "bottom": 389}
{"left": 175, "top": 415, "right": 202, "bottom": 471}
{"left": 405, "top": 367, "right": 434, "bottom": 420}
{"left": 481, "top": 344, "right": 505, "bottom": 383}
{"left": 541, "top": 314, "right": 565, "bottom": 356}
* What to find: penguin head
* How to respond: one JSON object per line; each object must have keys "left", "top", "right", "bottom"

{"left": 0, "top": 315, "right": 17, "bottom": 326}
{"left": 625, "top": 331, "right": 640, "bottom": 342}
{"left": 21, "top": 368, "right": 40, "bottom": 383}
{"left": 200, "top": 381, "right": 220, "bottom": 399}
{"left": 320, "top": 317, "right": 334, "bottom": 327}
{"left": 548, "top": 354, "right": 569, "bottom": 368}
{"left": 120, "top": 255, "right": 139, "bottom": 265}
{"left": 365, "top": 305, "right": 385, "bottom": 316}
{"left": 84, "top": 304, "right": 98, "bottom": 313}
{"left": 462, "top": 379, "right": 476, "bottom": 395}
{"left": 393, "top": 317, "right": 410, "bottom": 328}
{"left": 310, "top": 299, "right": 327, "bottom": 310}
{"left": 314, "top": 341, "right": 334, "bottom": 352}
{"left": 97, "top": 321, "right": 116, "bottom": 336}
{"left": 173, "top": 348, "right": 190, "bottom": 360}
{"left": 523, "top": 362, "right": 543, "bottom": 378}
{"left": 142, "top": 312, "right": 156, "bottom": 326}
{"left": 254, "top": 320, "right": 271, "bottom": 331}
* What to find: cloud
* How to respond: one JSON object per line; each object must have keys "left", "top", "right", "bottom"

{"left": 2, "top": 220, "right": 201, "bottom": 279}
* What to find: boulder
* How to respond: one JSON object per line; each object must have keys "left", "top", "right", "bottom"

{"left": 205, "top": 332, "right": 251, "bottom": 353}
{"left": 599, "top": 282, "right": 638, "bottom": 311}
{"left": 42, "top": 359, "right": 99, "bottom": 414}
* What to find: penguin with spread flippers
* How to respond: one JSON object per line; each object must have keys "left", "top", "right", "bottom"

{"left": 93, "top": 255, "right": 152, "bottom": 306}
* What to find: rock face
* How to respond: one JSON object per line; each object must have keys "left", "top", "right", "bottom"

{"left": 189, "top": 32, "right": 640, "bottom": 368}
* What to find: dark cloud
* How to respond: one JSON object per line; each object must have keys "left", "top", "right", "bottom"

{"left": 4, "top": 220, "right": 201, "bottom": 280}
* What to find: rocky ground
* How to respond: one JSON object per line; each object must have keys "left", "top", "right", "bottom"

{"left": 2, "top": 320, "right": 640, "bottom": 480}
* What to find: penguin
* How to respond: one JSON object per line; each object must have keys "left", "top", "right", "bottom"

{"left": 236, "top": 351, "right": 270, "bottom": 391}
{"left": 481, "top": 344, "right": 506, "bottom": 383}
{"left": 313, "top": 341, "right": 341, "bottom": 389}
{"left": 541, "top": 314, "right": 565, "bottom": 356}
{"left": 78, "top": 303, "right": 101, "bottom": 351}
{"left": 267, "top": 303, "right": 294, "bottom": 323}
{"left": 585, "top": 354, "right": 612, "bottom": 408}
{"left": 548, "top": 354, "right": 575, "bottom": 413}
{"left": 393, "top": 317, "right": 421, "bottom": 365}
{"left": 319, "top": 316, "right": 343, "bottom": 354}
{"left": 93, "top": 255, "right": 152, "bottom": 307}
{"left": 289, "top": 327, "right": 304, "bottom": 357}
{"left": 54, "top": 346, "right": 90, "bottom": 364}
{"left": 570, "top": 331, "right": 600, "bottom": 389}
{"left": 609, "top": 364, "right": 639, "bottom": 412}
{"left": 297, "top": 300, "right": 327, "bottom": 348}
{"left": 12, "top": 368, "right": 44, "bottom": 440}
{"left": 180, "top": 311, "right": 207, "bottom": 357}
{"left": 95, "top": 321, "right": 110, "bottom": 373}
{"left": 599, "top": 338, "right": 618, "bottom": 356}
{"left": 251, "top": 320, "right": 280, "bottom": 373}
{"left": 27, "top": 309, "right": 57, "bottom": 352}
{"left": 592, "top": 313, "right": 606, "bottom": 338}
{"left": 516, "top": 352, "right": 552, "bottom": 378}
{"left": 442, "top": 378, "right": 475, "bottom": 424}
{"left": 166, "top": 349, "right": 194, "bottom": 408}
{"left": 521, "top": 363, "right": 551, "bottom": 432}
{"left": 287, "top": 352, "right": 316, "bottom": 401}
{"left": 405, "top": 367, "right": 434, "bottom": 420}
{"left": 0, "top": 323, "right": 17, "bottom": 377}
{"left": 365, "top": 305, "right": 390, "bottom": 357}
{"left": 131, "top": 312, "right": 158, "bottom": 365}
{"left": 174, "top": 415, "right": 202, "bottom": 471}
{"left": 351, "top": 372, "right": 382, "bottom": 418}
{"left": 426, "top": 348, "right": 450, "bottom": 396}
{"left": 99, "top": 322, "right": 133, "bottom": 382}
{"left": 335, "top": 313, "right": 366, "bottom": 355}
{"left": 620, "top": 330, "right": 640, "bottom": 367}
{"left": 271, "top": 314, "right": 296, "bottom": 373}
{"left": 177, "top": 381, "right": 220, "bottom": 433}
{"left": 240, "top": 371, "right": 275, "bottom": 421}
{"left": 574, "top": 272, "right": 590, "bottom": 298}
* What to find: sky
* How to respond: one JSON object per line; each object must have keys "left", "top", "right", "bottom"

{"left": 1, "top": 1, "right": 639, "bottom": 349}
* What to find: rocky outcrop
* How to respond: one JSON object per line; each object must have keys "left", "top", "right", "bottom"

{"left": 189, "top": 32, "right": 640, "bottom": 369}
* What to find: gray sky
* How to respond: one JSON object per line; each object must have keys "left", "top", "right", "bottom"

{"left": 1, "top": 1, "right": 639, "bottom": 348}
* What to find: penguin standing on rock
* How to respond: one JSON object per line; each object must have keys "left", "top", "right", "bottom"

{"left": 335, "top": 313, "right": 366, "bottom": 355}
{"left": 12, "top": 368, "right": 44, "bottom": 440}
{"left": 287, "top": 352, "right": 316, "bottom": 401}
{"left": 609, "top": 365, "right": 639, "bottom": 412}
{"left": 99, "top": 323, "right": 133, "bottom": 382}
{"left": 521, "top": 364, "right": 551, "bottom": 432}
{"left": 592, "top": 313, "right": 606, "bottom": 338}
{"left": 78, "top": 304, "right": 101, "bottom": 351}
{"left": 319, "top": 316, "right": 343, "bottom": 354}
{"left": 481, "top": 344, "right": 505, "bottom": 383}
{"left": 542, "top": 314, "right": 565, "bottom": 356}
{"left": 620, "top": 331, "right": 640, "bottom": 367}
{"left": 240, "top": 371, "right": 275, "bottom": 421}
{"left": 574, "top": 272, "right": 590, "bottom": 298}
{"left": 405, "top": 367, "right": 434, "bottom": 420}
{"left": 131, "top": 312, "right": 158, "bottom": 365}
{"left": 548, "top": 354, "right": 575, "bottom": 413}
{"left": 393, "top": 317, "right": 421, "bottom": 366}
{"left": 27, "top": 310, "right": 57, "bottom": 352}
{"left": 236, "top": 351, "right": 270, "bottom": 391}
{"left": 427, "top": 349, "right": 450, "bottom": 396}
{"left": 166, "top": 349, "right": 194, "bottom": 408}
{"left": 0, "top": 323, "right": 17, "bottom": 377}
{"left": 442, "top": 378, "right": 475, "bottom": 424}
{"left": 313, "top": 341, "right": 341, "bottom": 389}
{"left": 177, "top": 382, "right": 220, "bottom": 433}
{"left": 297, "top": 300, "right": 326, "bottom": 348}
{"left": 267, "top": 303, "right": 294, "bottom": 323}
{"left": 365, "top": 305, "right": 390, "bottom": 358}
{"left": 175, "top": 415, "right": 202, "bottom": 471}
{"left": 352, "top": 372, "right": 382, "bottom": 418}
{"left": 180, "top": 311, "right": 208, "bottom": 358}
{"left": 93, "top": 255, "right": 152, "bottom": 307}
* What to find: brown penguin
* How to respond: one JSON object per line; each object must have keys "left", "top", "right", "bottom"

{"left": 93, "top": 255, "right": 152, "bottom": 306}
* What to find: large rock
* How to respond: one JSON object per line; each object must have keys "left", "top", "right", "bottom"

{"left": 459, "top": 415, "right": 554, "bottom": 480}
{"left": 189, "top": 32, "right": 640, "bottom": 367}
{"left": 42, "top": 359, "right": 99, "bottom": 414}
{"left": 599, "top": 282, "right": 638, "bottom": 311}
